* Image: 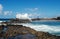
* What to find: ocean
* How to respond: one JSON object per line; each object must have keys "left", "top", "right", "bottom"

{"left": 21, "top": 20, "right": 60, "bottom": 36}
{"left": 0, "top": 20, "right": 60, "bottom": 36}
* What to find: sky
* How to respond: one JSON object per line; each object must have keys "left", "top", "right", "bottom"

{"left": 0, "top": 0, "right": 60, "bottom": 18}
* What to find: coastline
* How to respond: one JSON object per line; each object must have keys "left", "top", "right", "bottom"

{"left": 31, "top": 20, "right": 60, "bottom": 22}
{"left": 0, "top": 25, "right": 60, "bottom": 39}
{"left": 0, "top": 18, "right": 60, "bottom": 39}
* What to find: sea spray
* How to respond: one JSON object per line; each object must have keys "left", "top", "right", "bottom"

{"left": 20, "top": 21, "right": 60, "bottom": 36}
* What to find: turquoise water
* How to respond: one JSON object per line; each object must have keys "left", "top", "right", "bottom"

{"left": 31, "top": 20, "right": 60, "bottom": 26}
{"left": 22, "top": 20, "right": 60, "bottom": 36}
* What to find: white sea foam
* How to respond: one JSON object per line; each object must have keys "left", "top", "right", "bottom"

{"left": 21, "top": 23, "right": 60, "bottom": 34}
{"left": 16, "top": 13, "right": 31, "bottom": 19}
{"left": 0, "top": 21, "right": 3, "bottom": 22}
{"left": 16, "top": 13, "right": 32, "bottom": 21}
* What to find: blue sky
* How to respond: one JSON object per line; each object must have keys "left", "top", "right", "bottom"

{"left": 0, "top": 0, "right": 60, "bottom": 18}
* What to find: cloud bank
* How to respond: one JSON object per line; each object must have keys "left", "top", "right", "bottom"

{"left": 0, "top": 4, "right": 40, "bottom": 18}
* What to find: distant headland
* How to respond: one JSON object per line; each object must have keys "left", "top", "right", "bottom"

{"left": 0, "top": 16, "right": 60, "bottom": 23}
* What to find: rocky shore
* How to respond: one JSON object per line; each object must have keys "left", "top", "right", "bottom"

{"left": 0, "top": 25, "right": 60, "bottom": 39}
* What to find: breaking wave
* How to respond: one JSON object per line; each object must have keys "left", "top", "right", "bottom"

{"left": 21, "top": 23, "right": 60, "bottom": 36}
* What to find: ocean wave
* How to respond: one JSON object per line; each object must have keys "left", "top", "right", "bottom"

{"left": 21, "top": 23, "right": 60, "bottom": 35}
{"left": 0, "top": 21, "right": 3, "bottom": 22}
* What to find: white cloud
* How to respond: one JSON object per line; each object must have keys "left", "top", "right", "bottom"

{"left": 0, "top": 4, "right": 3, "bottom": 14}
{"left": 25, "top": 8, "right": 38, "bottom": 11}
{"left": 16, "top": 13, "right": 31, "bottom": 19}
{"left": 0, "top": 4, "right": 12, "bottom": 16}
{"left": 4, "top": 11, "right": 12, "bottom": 15}
{"left": 0, "top": 4, "right": 40, "bottom": 18}
{"left": 34, "top": 8, "right": 38, "bottom": 10}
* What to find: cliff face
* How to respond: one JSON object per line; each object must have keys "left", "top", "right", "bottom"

{"left": 0, "top": 25, "right": 60, "bottom": 39}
